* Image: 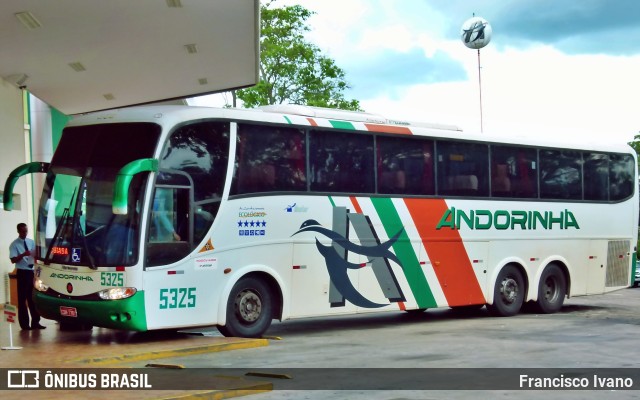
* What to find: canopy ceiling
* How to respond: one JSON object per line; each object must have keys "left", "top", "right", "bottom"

{"left": 0, "top": 0, "right": 259, "bottom": 114}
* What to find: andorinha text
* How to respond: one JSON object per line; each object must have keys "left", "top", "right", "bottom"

{"left": 50, "top": 273, "right": 93, "bottom": 281}
{"left": 436, "top": 208, "right": 580, "bottom": 230}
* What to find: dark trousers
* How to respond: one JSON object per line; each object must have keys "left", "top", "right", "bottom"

{"left": 17, "top": 268, "right": 40, "bottom": 329}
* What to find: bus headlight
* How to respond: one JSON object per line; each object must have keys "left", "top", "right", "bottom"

{"left": 98, "top": 287, "right": 136, "bottom": 300}
{"left": 34, "top": 278, "right": 49, "bottom": 292}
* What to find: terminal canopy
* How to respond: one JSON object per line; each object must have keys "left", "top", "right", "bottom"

{"left": 0, "top": 0, "right": 259, "bottom": 114}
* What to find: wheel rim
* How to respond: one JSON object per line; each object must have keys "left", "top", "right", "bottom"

{"left": 235, "top": 289, "right": 262, "bottom": 323}
{"left": 542, "top": 277, "right": 558, "bottom": 303}
{"left": 500, "top": 277, "right": 519, "bottom": 304}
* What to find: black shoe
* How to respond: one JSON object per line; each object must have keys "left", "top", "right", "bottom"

{"left": 32, "top": 324, "right": 46, "bottom": 330}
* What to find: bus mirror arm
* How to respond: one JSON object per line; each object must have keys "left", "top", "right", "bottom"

{"left": 113, "top": 158, "right": 158, "bottom": 215}
{"left": 3, "top": 162, "right": 50, "bottom": 211}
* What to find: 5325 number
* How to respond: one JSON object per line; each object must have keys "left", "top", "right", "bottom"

{"left": 159, "top": 288, "right": 196, "bottom": 309}
{"left": 100, "top": 272, "right": 123, "bottom": 287}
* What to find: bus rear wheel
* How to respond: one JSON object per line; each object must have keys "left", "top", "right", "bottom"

{"left": 218, "top": 277, "right": 273, "bottom": 338}
{"left": 488, "top": 265, "right": 525, "bottom": 317}
{"left": 534, "top": 264, "right": 566, "bottom": 313}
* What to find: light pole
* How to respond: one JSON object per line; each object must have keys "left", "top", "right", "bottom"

{"left": 461, "top": 16, "right": 492, "bottom": 133}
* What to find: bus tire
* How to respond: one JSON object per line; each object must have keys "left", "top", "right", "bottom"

{"left": 218, "top": 277, "right": 273, "bottom": 338}
{"left": 534, "top": 264, "right": 566, "bottom": 314}
{"left": 487, "top": 265, "right": 525, "bottom": 317}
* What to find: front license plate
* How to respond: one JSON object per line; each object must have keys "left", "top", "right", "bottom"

{"left": 60, "top": 306, "right": 77, "bottom": 317}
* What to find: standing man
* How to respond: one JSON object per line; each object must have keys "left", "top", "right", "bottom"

{"left": 9, "top": 223, "right": 45, "bottom": 330}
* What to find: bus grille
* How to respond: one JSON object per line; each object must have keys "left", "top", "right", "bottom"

{"left": 606, "top": 240, "right": 630, "bottom": 287}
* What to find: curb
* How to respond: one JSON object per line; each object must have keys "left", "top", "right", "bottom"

{"left": 70, "top": 338, "right": 269, "bottom": 365}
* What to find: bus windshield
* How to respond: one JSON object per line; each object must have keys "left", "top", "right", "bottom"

{"left": 35, "top": 123, "right": 161, "bottom": 267}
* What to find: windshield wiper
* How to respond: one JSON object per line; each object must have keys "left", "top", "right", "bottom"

{"left": 43, "top": 187, "right": 76, "bottom": 265}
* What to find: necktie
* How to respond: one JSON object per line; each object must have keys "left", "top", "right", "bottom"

{"left": 24, "top": 240, "right": 32, "bottom": 268}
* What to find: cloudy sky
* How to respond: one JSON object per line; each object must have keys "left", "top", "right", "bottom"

{"left": 192, "top": 0, "right": 640, "bottom": 146}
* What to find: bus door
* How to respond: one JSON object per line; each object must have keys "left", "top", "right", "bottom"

{"left": 146, "top": 171, "right": 193, "bottom": 267}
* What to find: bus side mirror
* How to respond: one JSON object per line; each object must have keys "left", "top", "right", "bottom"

{"left": 3, "top": 162, "right": 50, "bottom": 211}
{"left": 113, "top": 158, "right": 158, "bottom": 215}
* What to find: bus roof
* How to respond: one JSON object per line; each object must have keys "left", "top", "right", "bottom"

{"left": 68, "top": 105, "right": 634, "bottom": 155}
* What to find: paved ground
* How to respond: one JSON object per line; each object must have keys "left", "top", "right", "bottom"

{"left": 0, "top": 318, "right": 270, "bottom": 399}
{"left": 125, "top": 287, "right": 640, "bottom": 399}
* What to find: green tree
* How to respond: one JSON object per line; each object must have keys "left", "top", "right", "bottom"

{"left": 628, "top": 133, "right": 640, "bottom": 159}
{"left": 236, "top": 1, "right": 361, "bottom": 111}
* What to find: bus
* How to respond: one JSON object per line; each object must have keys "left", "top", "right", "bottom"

{"left": 3, "top": 104, "right": 638, "bottom": 338}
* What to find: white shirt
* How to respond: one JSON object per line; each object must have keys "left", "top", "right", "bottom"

{"left": 9, "top": 237, "right": 35, "bottom": 270}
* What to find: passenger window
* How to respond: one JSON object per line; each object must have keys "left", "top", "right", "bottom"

{"left": 160, "top": 122, "right": 230, "bottom": 202}
{"left": 310, "top": 130, "right": 374, "bottom": 193}
{"left": 584, "top": 153, "right": 609, "bottom": 201}
{"left": 158, "top": 121, "right": 230, "bottom": 252}
{"left": 437, "top": 141, "right": 489, "bottom": 197}
{"left": 491, "top": 146, "right": 538, "bottom": 198}
{"left": 232, "top": 124, "right": 306, "bottom": 194}
{"left": 610, "top": 154, "right": 634, "bottom": 201}
{"left": 540, "top": 150, "right": 582, "bottom": 200}
{"left": 377, "top": 136, "right": 434, "bottom": 195}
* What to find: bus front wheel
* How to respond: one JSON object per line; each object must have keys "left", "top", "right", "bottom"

{"left": 488, "top": 265, "right": 525, "bottom": 317}
{"left": 534, "top": 264, "right": 566, "bottom": 313}
{"left": 218, "top": 277, "right": 273, "bottom": 338}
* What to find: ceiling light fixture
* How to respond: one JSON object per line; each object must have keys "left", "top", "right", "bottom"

{"left": 166, "top": 0, "right": 183, "bottom": 8}
{"left": 103, "top": 94, "right": 115, "bottom": 100}
{"left": 15, "top": 11, "right": 42, "bottom": 30}
{"left": 184, "top": 44, "right": 198, "bottom": 54}
{"left": 198, "top": 78, "right": 208, "bottom": 85}
{"left": 68, "top": 62, "right": 86, "bottom": 72}
{"left": 3, "top": 74, "right": 29, "bottom": 88}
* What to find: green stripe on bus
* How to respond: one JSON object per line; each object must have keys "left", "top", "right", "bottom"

{"left": 329, "top": 120, "right": 355, "bottom": 130}
{"left": 370, "top": 197, "right": 437, "bottom": 309}
{"left": 283, "top": 116, "right": 293, "bottom": 125}
{"left": 328, "top": 196, "right": 336, "bottom": 207}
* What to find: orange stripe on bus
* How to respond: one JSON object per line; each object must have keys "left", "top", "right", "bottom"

{"left": 364, "top": 123, "right": 412, "bottom": 135}
{"left": 306, "top": 117, "right": 318, "bottom": 126}
{"left": 403, "top": 198, "right": 485, "bottom": 306}
{"left": 349, "top": 197, "right": 363, "bottom": 214}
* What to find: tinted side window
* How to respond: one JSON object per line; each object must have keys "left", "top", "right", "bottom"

{"left": 491, "top": 146, "right": 538, "bottom": 198}
{"left": 437, "top": 141, "right": 489, "bottom": 196}
{"left": 310, "top": 130, "right": 374, "bottom": 193}
{"left": 584, "top": 153, "right": 609, "bottom": 201}
{"left": 232, "top": 124, "right": 306, "bottom": 195}
{"left": 540, "top": 150, "right": 582, "bottom": 200}
{"left": 610, "top": 153, "right": 635, "bottom": 200}
{"left": 160, "top": 122, "right": 230, "bottom": 202}
{"left": 377, "top": 136, "right": 434, "bottom": 195}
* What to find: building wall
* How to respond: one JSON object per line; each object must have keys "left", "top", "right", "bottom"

{"left": 0, "top": 79, "right": 30, "bottom": 303}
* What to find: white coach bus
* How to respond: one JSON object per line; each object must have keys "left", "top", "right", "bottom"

{"left": 3, "top": 105, "right": 638, "bottom": 337}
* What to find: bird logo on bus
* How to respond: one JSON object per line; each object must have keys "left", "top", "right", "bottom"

{"left": 292, "top": 207, "right": 406, "bottom": 308}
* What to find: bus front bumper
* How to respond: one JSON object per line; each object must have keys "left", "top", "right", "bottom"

{"left": 34, "top": 291, "right": 148, "bottom": 331}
